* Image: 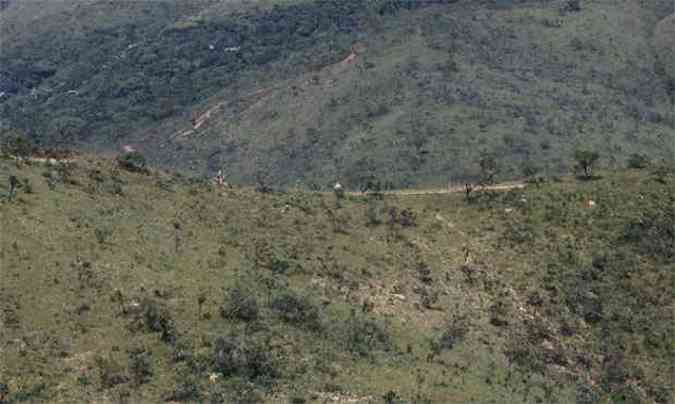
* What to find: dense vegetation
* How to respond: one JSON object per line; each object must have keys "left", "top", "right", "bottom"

{"left": 1, "top": 0, "right": 673, "bottom": 187}
{"left": 0, "top": 150, "right": 672, "bottom": 402}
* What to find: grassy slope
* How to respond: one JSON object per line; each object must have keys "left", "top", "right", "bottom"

{"left": 1, "top": 0, "right": 674, "bottom": 187}
{"left": 0, "top": 154, "right": 672, "bottom": 403}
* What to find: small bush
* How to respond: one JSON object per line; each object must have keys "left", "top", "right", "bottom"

{"left": 627, "top": 153, "right": 650, "bottom": 169}
{"left": 365, "top": 198, "right": 382, "bottom": 226}
{"left": 94, "top": 227, "right": 112, "bottom": 244}
{"left": 3, "top": 133, "right": 35, "bottom": 158}
{"left": 342, "top": 312, "right": 390, "bottom": 357}
{"left": 270, "top": 292, "right": 321, "bottom": 331}
{"left": 574, "top": 149, "right": 600, "bottom": 179}
{"left": 167, "top": 371, "right": 201, "bottom": 402}
{"left": 95, "top": 355, "right": 129, "bottom": 389}
{"left": 21, "top": 178, "right": 33, "bottom": 194}
{"left": 140, "top": 298, "right": 177, "bottom": 345}
{"left": 213, "top": 335, "right": 279, "bottom": 386}
{"left": 116, "top": 151, "right": 147, "bottom": 173}
{"left": 435, "top": 313, "right": 469, "bottom": 353}
{"left": 383, "top": 390, "right": 403, "bottom": 404}
{"left": 128, "top": 348, "right": 153, "bottom": 385}
{"left": 221, "top": 286, "right": 259, "bottom": 322}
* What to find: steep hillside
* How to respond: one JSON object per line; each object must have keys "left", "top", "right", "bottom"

{"left": 1, "top": 0, "right": 673, "bottom": 187}
{"left": 0, "top": 152, "right": 673, "bottom": 402}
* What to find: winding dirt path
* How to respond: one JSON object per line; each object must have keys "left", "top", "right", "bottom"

{"left": 343, "top": 182, "right": 526, "bottom": 197}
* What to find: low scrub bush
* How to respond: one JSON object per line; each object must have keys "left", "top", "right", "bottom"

{"left": 213, "top": 335, "right": 279, "bottom": 387}
{"left": 270, "top": 292, "right": 321, "bottom": 331}
{"left": 95, "top": 355, "right": 129, "bottom": 389}
{"left": 116, "top": 151, "right": 147, "bottom": 173}
{"left": 139, "top": 298, "right": 177, "bottom": 345}
{"left": 341, "top": 311, "right": 391, "bottom": 357}
{"left": 221, "top": 286, "right": 259, "bottom": 322}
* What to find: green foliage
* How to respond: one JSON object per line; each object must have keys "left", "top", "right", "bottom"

{"left": 116, "top": 151, "right": 147, "bottom": 173}
{"left": 626, "top": 153, "right": 650, "bottom": 169}
{"left": 1, "top": 157, "right": 672, "bottom": 402}
{"left": 270, "top": 291, "right": 321, "bottom": 331}
{"left": 212, "top": 334, "right": 279, "bottom": 387}
{"left": 128, "top": 347, "right": 153, "bottom": 386}
{"left": 2, "top": 0, "right": 672, "bottom": 187}
{"left": 221, "top": 285, "right": 259, "bottom": 322}
{"left": 573, "top": 149, "right": 600, "bottom": 179}
{"left": 1, "top": 131, "right": 34, "bottom": 157}
{"left": 341, "top": 311, "right": 391, "bottom": 357}
{"left": 95, "top": 355, "right": 129, "bottom": 389}
{"left": 139, "top": 298, "right": 177, "bottom": 345}
{"left": 432, "top": 313, "right": 470, "bottom": 354}
{"left": 622, "top": 207, "right": 674, "bottom": 262}
{"left": 479, "top": 151, "right": 499, "bottom": 185}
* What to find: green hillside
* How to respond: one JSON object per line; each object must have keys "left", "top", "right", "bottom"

{"left": 0, "top": 152, "right": 673, "bottom": 402}
{"left": 1, "top": 0, "right": 673, "bottom": 187}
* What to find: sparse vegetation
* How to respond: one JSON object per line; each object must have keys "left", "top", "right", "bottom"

{"left": 116, "top": 151, "right": 147, "bottom": 173}
{"left": 574, "top": 149, "right": 600, "bottom": 179}
{"left": 0, "top": 155, "right": 672, "bottom": 402}
{"left": 0, "top": 0, "right": 673, "bottom": 400}
{"left": 1, "top": 0, "right": 672, "bottom": 187}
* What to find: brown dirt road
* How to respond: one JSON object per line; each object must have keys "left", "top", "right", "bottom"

{"left": 343, "top": 182, "right": 526, "bottom": 197}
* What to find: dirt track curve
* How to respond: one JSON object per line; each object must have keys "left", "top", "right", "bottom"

{"left": 342, "top": 182, "right": 526, "bottom": 197}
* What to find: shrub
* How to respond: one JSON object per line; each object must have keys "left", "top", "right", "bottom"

{"left": 342, "top": 312, "right": 390, "bottom": 357}
{"left": 270, "top": 292, "right": 321, "bottom": 331}
{"left": 94, "top": 227, "right": 112, "bottom": 244}
{"left": 651, "top": 161, "right": 674, "bottom": 184}
{"left": 221, "top": 286, "right": 259, "bottom": 322}
{"left": 167, "top": 371, "right": 201, "bottom": 402}
{"left": 622, "top": 211, "right": 674, "bottom": 261}
{"left": 116, "top": 151, "right": 147, "bottom": 173}
{"left": 388, "top": 207, "right": 417, "bottom": 227}
{"left": 573, "top": 149, "right": 600, "bottom": 179}
{"left": 365, "top": 197, "right": 382, "bottom": 226}
{"left": 435, "top": 313, "right": 469, "bottom": 353}
{"left": 213, "top": 335, "right": 279, "bottom": 386}
{"left": 140, "top": 298, "right": 177, "bottom": 344}
{"left": 21, "top": 178, "right": 33, "bottom": 194}
{"left": 128, "top": 348, "right": 153, "bottom": 385}
{"left": 627, "top": 153, "right": 650, "bottom": 169}
{"left": 383, "top": 390, "right": 403, "bottom": 404}
{"left": 95, "top": 355, "right": 129, "bottom": 389}
{"left": 2, "top": 133, "right": 34, "bottom": 158}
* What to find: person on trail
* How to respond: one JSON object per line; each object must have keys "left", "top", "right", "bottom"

{"left": 334, "top": 181, "right": 345, "bottom": 207}
{"left": 334, "top": 181, "right": 344, "bottom": 198}
{"left": 465, "top": 183, "right": 473, "bottom": 200}
{"left": 8, "top": 175, "right": 18, "bottom": 200}
{"left": 215, "top": 170, "right": 225, "bottom": 187}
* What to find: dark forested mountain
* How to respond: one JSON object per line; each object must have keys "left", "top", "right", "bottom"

{"left": 1, "top": 0, "right": 673, "bottom": 187}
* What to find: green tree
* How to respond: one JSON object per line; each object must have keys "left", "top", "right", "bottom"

{"left": 479, "top": 152, "right": 499, "bottom": 185}
{"left": 574, "top": 149, "right": 600, "bottom": 179}
{"left": 117, "top": 151, "right": 147, "bottom": 173}
{"left": 1, "top": 129, "right": 34, "bottom": 157}
{"left": 626, "top": 153, "right": 650, "bottom": 169}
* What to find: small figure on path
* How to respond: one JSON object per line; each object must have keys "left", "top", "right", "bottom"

{"left": 334, "top": 181, "right": 344, "bottom": 198}
{"left": 8, "top": 175, "right": 18, "bottom": 200}
{"left": 215, "top": 170, "right": 225, "bottom": 187}
{"left": 334, "top": 181, "right": 345, "bottom": 207}
{"left": 465, "top": 183, "right": 473, "bottom": 200}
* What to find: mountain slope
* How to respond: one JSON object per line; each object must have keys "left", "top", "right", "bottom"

{"left": 1, "top": 0, "right": 674, "bottom": 188}
{"left": 0, "top": 153, "right": 673, "bottom": 402}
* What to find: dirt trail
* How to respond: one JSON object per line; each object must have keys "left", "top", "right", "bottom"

{"left": 166, "top": 47, "right": 361, "bottom": 143}
{"left": 343, "top": 182, "right": 526, "bottom": 197}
